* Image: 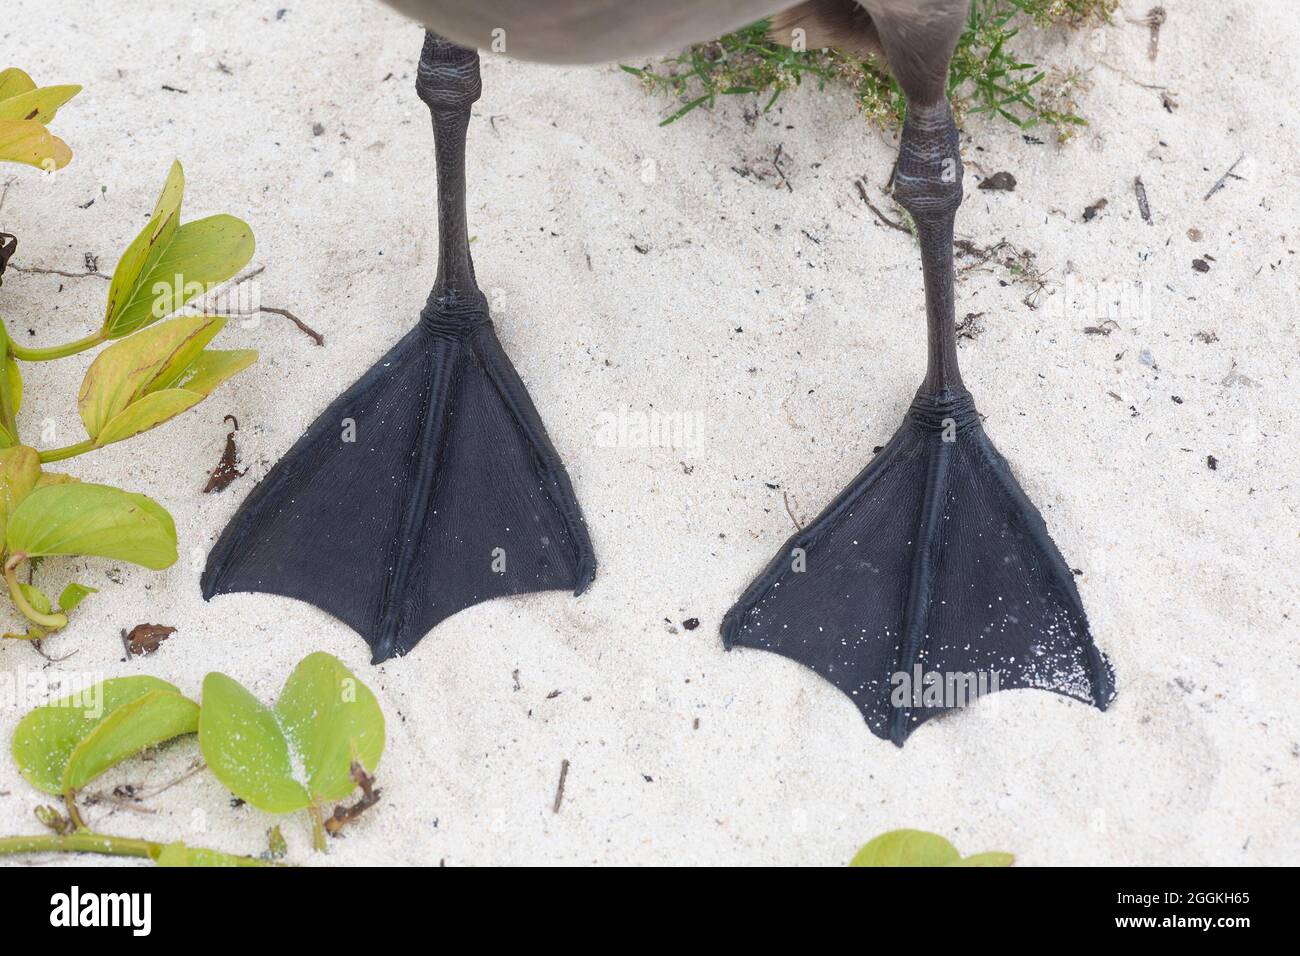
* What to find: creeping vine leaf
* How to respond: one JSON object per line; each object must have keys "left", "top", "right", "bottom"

{"left": 0, "top": 445, "right": 40, "bottom": 540}
{"left": 56, "top": 581, "right": 97, "bottom": 612}
{"left": 6, "top": 481, "right": 178, "bottom": 570}
{"left": 199, "top": 652, "right": 385, "bottom": 815}
{"left": 850, "top": 829, "right": 1014, "bottom": 867}
{"left": 0, "top": 72, "right": 257, "bottom": 645}
{"left": 101, "top": 161, "right": 254, "bottom": 338}
{"left": 11, "top": 675, "right": 198, "bottom": 795}
{"left": 0, "top": 67, "right": 79, "bottom": 170}
{"left": 79, "top": 314, "right": 255, "bottom": 448}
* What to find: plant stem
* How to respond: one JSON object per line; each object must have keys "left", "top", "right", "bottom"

{"left": 0, "top": 830, "right": 274, "bottom": 865}
{"left": 0, "top": 830, "right": 160, "bottom": 860}
{"left": 4, "top": 553, "right": 67, "bottom": 629}
{"left": 64, "top": 789, "right": 88, "bottom": 831}
{"left": 308, "top": 804, "right": 328, "bottom": 853}
{"left": 38, "top": 438, "right": 96, "bottom": 463}
{"left": 0, "top": 321, "right": 20, "bottom": 443}
{"left": 9, "top": 330, "right": 106, "bottom": 362}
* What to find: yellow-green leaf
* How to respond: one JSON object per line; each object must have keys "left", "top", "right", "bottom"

{"left": 0, "top": 444, "right": 39, "bottom": 541}
{"left": 199, "top": 653, "right": 385, "bottom": 813}
{"left": 11, "top": 676, "right": 183, "bottom": 794}
{"left": 950, "top": 852, "right": 1015, "bottom": 867}
{"left": 850, "top": 829, "right": 962, "bottom": 867}
{"left": 173, "top": 348, "right": 257, "bottom": 397}
{"left": 103, "top": 165, "right": 254, "bottom": 337}
{"left": 274, "top": 651, "right": 386, "bottom": 804}
{"left": 94, "top": 389, "right": 204, "bottom": 446}
{"left": 0, "top": 68, "right": 37, "bottom": 102}
{"left": 57, "top": 581, "right": 97, "bottom": 612}
{"left": 63, "top": 689, "right": 199, "bottom": 791}
{"left": 6, "top": 482, "right": 177, "bottom": 569}
{"left": 34, "top": 471, "right": 78, "bottom": 489}
{"left": 0, "top": 84, "right": 80, "bottom": 124}
{"left": 103, "top": 161, "right": 185, "bottom": 333}
{"left": 78, "top": 314, "right": 224, "bottom": 439}
{"left": 198, "top": 672, "right": 312, "bottom": 814}
{"left": 18, "top": 582, "right": 51, "bottom": 615}
{"left": 0, "top": 118, "right": 71, "bottom": 170}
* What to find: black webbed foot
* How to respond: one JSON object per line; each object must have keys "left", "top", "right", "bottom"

{"left": 201, "top": 31, "right": 595, "bottom": 662}
{"left": 202, "top": 298, "right": 594, "bottom": 663}
{"left": 723, "top": 388, "right": 1115, "bottom": 746}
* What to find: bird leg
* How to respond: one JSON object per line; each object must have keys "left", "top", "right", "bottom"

{"left": 891, "top": 98, "right": 964, "bottom": 398}
{"left": 201, "top": 30, "right": 596, "bottom": 662}
{"left": 722, "top": 93, "right": 1114, "bottom": 744}
{"left": 415, "top": 30, "right": 488, "bottom": 318}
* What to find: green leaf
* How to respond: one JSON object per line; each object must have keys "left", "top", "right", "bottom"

{"left": 172, "top": 348, "right": 257, "bottom": 397}
{"left": 79, "top": 314, "right": 223, "bottom": 438}
{"left": 850, "top": 829, "right": 962, "bottom": 867}
{"left": 103, "top": 162, "right": 184, "bottom": 335}
{"left": 94, "top": 390, "right": 204, "bottom": 446}
{"left": 154, "top": 841, "right": 263, "bottom": 868}
{"left": 18, "top": 582, "right": 51, "bottom": 615}
{"left": 0, "top": 84, "right": 80, "bottom": 124}
{"left": 6, "top": 481, "right": 178, "bottom": 569}
{"left": 101, "top": 161, "right": 254, "bottom": 337}
{"left": 274, "top": 651, "right": 386, "bottom": 804}
{"left": 62, "top": 689, "right": 199, "bottom": 791}
{"left": 57, "top": 581, "right": 97, "bottom": 612}
{"left": 0, "top": 118, "right": 71, "bottom": 170}
{"left": 34, "top": 470, "right": 78, "bottom": 489}
{"left": 79, "top": 315, "right": 254, "bottom": 446}
{"left": 266, "top": 824, "right": 288, "bottom": 860}
{"left": 198, "top": 672, "right": 311, "bottom": 813}
{"left": 950, "top": 852, "right": 1015, "bottom": 867}
{"left": 850, "top": 829, "right": 1013, "bottom": 867}
{"left": 105, "top": 215, "right": 254, "bottom": 337}
{"left": 199, "top": 652, "right": 385, "bottom": 813}
{"left": 11, "top": 676, "right": 185, "bottom": 794}
{"left": 0, "top": 444, "right": 40, "bottom": 541}
{"left": 0, "top": 68, "right": 37, "bottom": 102}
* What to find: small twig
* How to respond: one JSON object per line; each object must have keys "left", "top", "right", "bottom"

{"left": 323, "top": 764, "right": 382, "bottom": 837}
{"left": 85, "top": 758, "right": 206, "bottom": 818}
{"left": 208, "top": 265, "right": 325, "bottom": 345}
{"left": 855, "top": 179, "right": 910, "bottom": 235}
{"left": 1203, "top": 153, "right": 1246, "bottom": 201}
{"left": 552, "top": 758, "right": 570, "bottom": 814}
{"left": 783, "top": 491, "right": 803, "bottom": 531}
{"left": 1134, "top": 176, "right": 1152, "bottom": 224}
{"left": 771, "top": 144, "right": 792, "bottom": 193}
{"left": 28, "top": 639, "right": 77, "bottom": 664}
{"left": 256, "top": 306, "right": 324, "bottom": 345}
{"left": 9, "top": 264, "right": 110, "bottom": 280}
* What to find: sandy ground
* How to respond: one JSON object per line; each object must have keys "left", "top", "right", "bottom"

{"left": 0, "top": 0, "right": 1295, "bottom": 866}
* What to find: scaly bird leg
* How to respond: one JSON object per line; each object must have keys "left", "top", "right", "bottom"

{"left": 723, "top": 94, "right": 1114, "bottom": 745}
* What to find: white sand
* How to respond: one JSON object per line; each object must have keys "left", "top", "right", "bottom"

{"left": 0, "top": 0, "right": 1295, "bottom": 866}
